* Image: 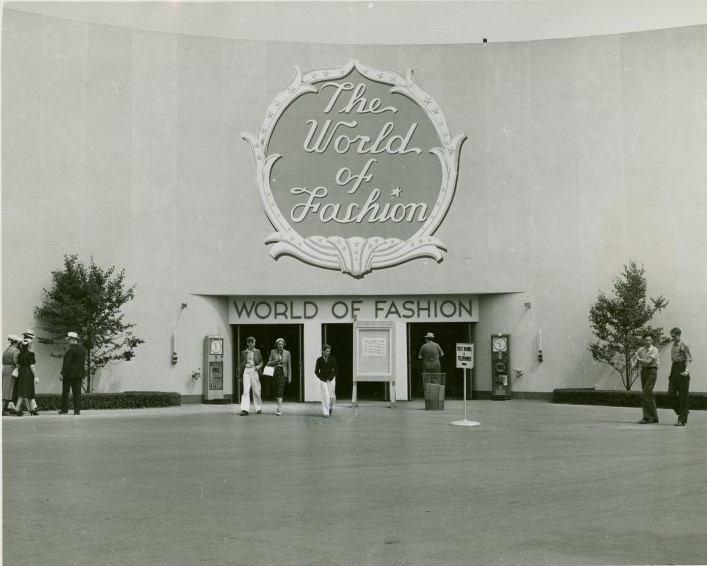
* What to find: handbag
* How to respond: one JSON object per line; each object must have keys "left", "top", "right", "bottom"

{"left": 262, "top": 365, "right": 275, "bottom": 377}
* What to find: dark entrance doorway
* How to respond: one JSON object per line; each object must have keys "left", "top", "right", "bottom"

{"left": 233, "top": 324, "right": 303, "bottom": 403}
{"left": 407, "top": 322, "right": 474, "bottom": 400}
{"left": 322, "top": 323, "right": 386, "bottom": 401}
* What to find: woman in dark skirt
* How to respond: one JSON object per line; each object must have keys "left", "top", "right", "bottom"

{"left": 15, "top": 339, "right": 38, "bottom": 416}
{"left": 266, "top": 338, "right": 291, "bottom": 416}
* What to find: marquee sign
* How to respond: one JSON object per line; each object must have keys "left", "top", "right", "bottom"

{"left": 229, "top": 295, "right": 479, "bottom": 323}
{"left": 242, "top": 60, "right": 466, "bottom": 277}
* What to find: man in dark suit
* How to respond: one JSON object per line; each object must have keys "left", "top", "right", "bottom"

{"left": 315, "top": 344, "right": 338, "bottom": 417}
{"left": 60, "top": 331, "right": 87, "bottom": 415}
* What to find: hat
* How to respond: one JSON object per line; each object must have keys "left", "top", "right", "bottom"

{"left": 67, "top": 331, "right": 79, "bottom": 340}
{"left": 425, "top": 332, "right": 435, "bottom": 339}
{"left": 275, "top": 338, "right": 285, "bottom": 345}
{"left": 23, "top": 329, "right": 35, "bottom": 338}
{"left": 7, "top": 334, "right": 21, "bottom": 343}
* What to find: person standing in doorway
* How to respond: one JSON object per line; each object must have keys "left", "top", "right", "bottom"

{"left": 418, "top": 332, "right": 444, "bottom": 373}
{"left": 633, "top": 333, "right": 660, "bottom": 424}
{"left": 315, "top": 344, "right": 338, "bottom": 417}
{"left": 239, "top": 336, "right": 263, "bottom": 416}
{"left": 60, "top": 331, "right": 87, "bottom": 415}
{"left": 2, "top": 335, "right": 21, "bottom": 415}
{"left": 668, "top": 327, "right": 693, "bottom": 427}
{"left": 267, "top": 338, "right": 291, "bottom": 416}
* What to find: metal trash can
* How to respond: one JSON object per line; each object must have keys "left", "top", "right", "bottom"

{"left": 423, "top": 372, "right": 446, "bottom": 410}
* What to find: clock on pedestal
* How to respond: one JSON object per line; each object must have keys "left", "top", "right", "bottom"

{"left": 491, "top": 334, "right": 511, "bottom": 400}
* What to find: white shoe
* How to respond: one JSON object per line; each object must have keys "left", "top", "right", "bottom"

{"left": 276, "top": 409, "right": 282, "bottom": 416}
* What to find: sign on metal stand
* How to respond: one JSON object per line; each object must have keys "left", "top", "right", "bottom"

{"left": 451, "top": 343, "right": 481, "bottom": 427}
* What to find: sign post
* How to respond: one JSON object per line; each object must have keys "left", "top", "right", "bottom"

{"left": 451, "top": 343, "right": 481, "bottom": 427}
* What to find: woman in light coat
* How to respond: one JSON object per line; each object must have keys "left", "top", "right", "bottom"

{"left": 2, "top": 335, "right": 21, "bottom": 415}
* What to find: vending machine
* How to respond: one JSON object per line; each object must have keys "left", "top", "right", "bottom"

{"left": 491, "top": 334, "right": 511, "bottom": 400}
{"left": 203, "top": 336, "right": 224, "bottom": 402}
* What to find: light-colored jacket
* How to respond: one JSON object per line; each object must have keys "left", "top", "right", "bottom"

{"left": 268, "top": 348, "right": 292, "bottom": 380}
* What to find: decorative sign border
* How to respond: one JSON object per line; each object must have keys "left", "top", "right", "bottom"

{"left": 242, "top": 60, "right": 466, "bottom": 277}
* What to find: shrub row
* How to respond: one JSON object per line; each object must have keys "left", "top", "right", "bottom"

{"left": 552, "top": 388, "right": 707, "bottom": 410}
{"left": 35, "top": 391, "right": 181, "bottom": 411}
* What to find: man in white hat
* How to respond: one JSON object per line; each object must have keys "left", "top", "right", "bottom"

{"left": 60, "top": 331, "right": 87, "bottom": 415}
{"left": 418, "top": 332, "right": 444, "bottom": 374}
{"left": 2, "top": 335, "right": 22, "bottom": 415}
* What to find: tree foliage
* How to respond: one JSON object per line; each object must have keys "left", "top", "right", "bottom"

{"left": 588, "top": 260, "right": 669, "bottom": 390}
{"left": 34, "top": 254, "right": 145, "bottom": 391}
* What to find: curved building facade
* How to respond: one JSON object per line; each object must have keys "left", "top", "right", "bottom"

{"left": 3, "top": 9, "right": 706, "bottom": 402}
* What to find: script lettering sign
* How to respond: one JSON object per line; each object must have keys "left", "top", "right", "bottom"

{"left": 242, "top": 60, "right": 466, "bottom": 277}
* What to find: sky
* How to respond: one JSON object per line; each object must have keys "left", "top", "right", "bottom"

{"left": 3, "top": 0, "right": 707, "bottom": 45}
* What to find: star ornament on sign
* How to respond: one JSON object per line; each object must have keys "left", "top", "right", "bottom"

{"left": 242, "top": 60, "right": 467, "bottom": 277}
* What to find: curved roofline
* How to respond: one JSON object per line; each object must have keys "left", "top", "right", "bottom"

{"left": 5, "top": 0, "right": 707, "bottom": 45}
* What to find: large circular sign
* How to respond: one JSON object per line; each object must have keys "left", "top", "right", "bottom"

{"left": 242, "top": 60, "right": 466, "bottom": 277}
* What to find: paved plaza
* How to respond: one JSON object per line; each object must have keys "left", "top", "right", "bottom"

{"left": 3, "top": 400, "right": 707, "bottom": 566}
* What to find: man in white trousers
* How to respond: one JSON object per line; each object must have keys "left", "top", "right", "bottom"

{"left": 315, "top": 344, "right": 338, "bottom": 417}
{"left": 239, "top": 337, "right": 263, "bottom": 416}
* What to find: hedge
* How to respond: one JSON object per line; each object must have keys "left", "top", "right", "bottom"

{"left": 34, "top": 391, "right": 181, "bottom": 411}
{"left": 552, "top": 388, "right": 707, "bottom": 410}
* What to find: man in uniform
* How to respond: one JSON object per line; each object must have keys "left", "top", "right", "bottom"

{"left": 633, "top": 333, "right": 660, "bottom": 424}
{"left": 668, "top": 327, "right": 693, "bottom": 426}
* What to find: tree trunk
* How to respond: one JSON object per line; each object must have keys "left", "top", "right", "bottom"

{"left": 85, "top": 348, "right": 92, "bottom": 393}
{"left": 623, "top": 333, "right": 631, "bottom": 391}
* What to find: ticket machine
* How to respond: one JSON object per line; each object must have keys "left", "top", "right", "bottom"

{"left": 491, "top": 334, "right": 511, "bottom": 400}
{"left": 203, "top": 336, "right": 224, "bottom": 402}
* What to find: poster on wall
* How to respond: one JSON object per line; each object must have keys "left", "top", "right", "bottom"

{"left": 361, "top": 337, "right": 387, "bottom": 357}
{"left": 242, "top": 60, "right": 466, "bottom": 277}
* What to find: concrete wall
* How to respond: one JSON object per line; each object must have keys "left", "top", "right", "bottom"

{"left": 3, "top": 10, "right": 706, "bottom": 397}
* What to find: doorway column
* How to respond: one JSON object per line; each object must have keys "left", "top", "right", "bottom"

{"left": 303, "top": 320, "right": 322, "bottom": 402}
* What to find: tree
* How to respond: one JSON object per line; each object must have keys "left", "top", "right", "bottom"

{"left": 34, "top": 254, "right": 145, "bottom": 391}
{"left": 588, "top": 260, "right": 669, "bottom": 391}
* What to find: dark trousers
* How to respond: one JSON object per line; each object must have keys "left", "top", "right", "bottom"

{"left": 640, "top": 368, "right": 658, "bottom": 421}
{"left": 668, "top": 362, "right": 690, "bottom": 423}
{"left": 61, "top": 379, "right": 82, "bottom": 414}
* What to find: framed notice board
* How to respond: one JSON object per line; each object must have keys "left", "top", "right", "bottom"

{"left": 352, "top": 321, "right": 395, "bottom": 407}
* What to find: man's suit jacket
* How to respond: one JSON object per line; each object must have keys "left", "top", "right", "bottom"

{"left": 239, "top": 348, "right": 263, "bottom": 377}
{"left": 61, "top": 344, "right": 87, "bottom": 380}
{"left": 268, "top": 349, "right": 292, "bottom": 379}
